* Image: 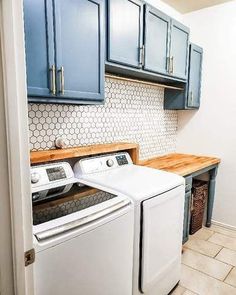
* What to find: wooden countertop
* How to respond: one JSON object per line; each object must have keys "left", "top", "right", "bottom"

{"left": 139, "top": 153, "right": 221, "bottom": 176}
{"left": 30, "top": 142, "right": 139, "bottom": 164}
{"left": 30, "top": 142, "right": 220, "bottom": 177}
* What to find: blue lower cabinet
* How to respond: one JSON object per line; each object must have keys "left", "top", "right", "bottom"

{"left": 24, "top": 0, "right": 105, "bottom": 104}
{"left": 183, "top": 190, "right": 191, "bottom": 244}
{"left": 183, "top": 176, "right": 192, "bottom": 244}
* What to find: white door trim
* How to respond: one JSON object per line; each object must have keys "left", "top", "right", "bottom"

{"left": 0, "top": 0, "right": 34, "bottom": 294}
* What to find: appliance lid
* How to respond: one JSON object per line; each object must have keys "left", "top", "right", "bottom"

{"left": 32, "top": 183, "right": 123, "bottom": 226}
{"left": 78, "top": 165, "right": 184, "bottom": 201}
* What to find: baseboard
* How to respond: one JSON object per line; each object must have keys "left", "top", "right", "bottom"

{"left": 212, "top": 220, "right": 236, "bottom": 232}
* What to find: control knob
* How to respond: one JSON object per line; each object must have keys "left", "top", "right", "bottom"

{"left": 106, "top": 159, "right": 114, "bottom": 167}
{"left": 31, "top": 172, "right": 40, "bottom": 184}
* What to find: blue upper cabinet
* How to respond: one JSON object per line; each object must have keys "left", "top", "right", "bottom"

{"left": 24, "top": 0, "right": 55, "bottom": 97}
{"left": 164, "top": 43, "right": 203, "bottom": 110}
{"left": 54, "top": 0, "right": 104, "bottom": 103}
{"left": 187, "top": 44, "right": 203, "bottom": 108}
{"left": 144, "top": 5, "right": 171, "bottom": 76}
{"left": 169, "top": 20, "right": 189, "bottom": 80}
{"left": 24, "top": 0, "right": 105, "bottom": 104}
{"left": 107, "top": 0, "right": 143, "bottom": 68}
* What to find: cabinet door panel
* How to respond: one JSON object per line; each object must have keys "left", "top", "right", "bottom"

{"left": 144, "top": 6, "right": 170, "bottom": 75}
{"left": 187, "top": 44, "right": 203, "bottom": 108}
{"left": 107, "top": 0, "right": 143, "bottom": 68}
{"left": 170, "top": 20, "right": 189, "bottom": 80}
{"left": 54, "top": 0, "right": 104, "bottom": 102}
{"left": 24, "top": 0, "right": 55, "bottom": 97}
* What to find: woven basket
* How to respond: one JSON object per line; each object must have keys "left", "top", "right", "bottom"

{"left": 190, "top": 180, "right": 208, "bottom": 235}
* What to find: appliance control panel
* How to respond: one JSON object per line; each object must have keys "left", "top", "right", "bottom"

{"left": 31, "top": 162, "right": 74, "bottom": 192}
{"left": 74, "top": 152, "right": 133, "bottom": 176}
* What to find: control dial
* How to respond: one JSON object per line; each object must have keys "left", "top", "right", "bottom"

{"left": 31, "top": 172, "right": 40, "bottom": 184}
{"left": 106, "top": 159, "right": 114, "bottom": 167}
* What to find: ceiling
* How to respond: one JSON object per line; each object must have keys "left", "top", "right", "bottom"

{"left": 161, "top": 0, "right": 234, "bottom": 13}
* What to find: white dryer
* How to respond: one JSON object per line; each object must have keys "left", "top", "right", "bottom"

{"left": 74, "top": 152, "right": 185, "bottom": 295}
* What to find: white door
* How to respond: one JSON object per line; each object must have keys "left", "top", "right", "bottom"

{"left": 141, "top": 185, "right": 184, "bottom": 293}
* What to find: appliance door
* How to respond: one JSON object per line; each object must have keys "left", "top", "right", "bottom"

{"left": 34, "top": 204, "right": 134, "bottom": 295}
{"left": 141, "top": 185, "right": 184, "bottom": 293}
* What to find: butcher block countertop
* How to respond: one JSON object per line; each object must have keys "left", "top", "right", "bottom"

{"left": 139, "top": 153, "right": 221, "bottom": 176}
{"left": 30, "top": 142, "right": 220, "bottom": 177}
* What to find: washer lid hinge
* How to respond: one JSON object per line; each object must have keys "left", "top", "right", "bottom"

{"left": 24, "top": 248, "right": 35, "bottom": 267}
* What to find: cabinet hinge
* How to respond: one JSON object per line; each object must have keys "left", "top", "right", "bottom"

{"left": 24, "top": 248, "right": 35, "bottom": 267}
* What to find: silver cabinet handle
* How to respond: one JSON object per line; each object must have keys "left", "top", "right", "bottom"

{"left": 170, "top": 56, "right": 174, "bottom": 74}
{"left": 189, "top": 91, "right": 194, "bottom": 106}
{"left": 49, "top": 65, "right": 56, "bottom": 95}
{"left": 59, "top": 66, "right": 65, "bottom": 94}
{"left": 139, "top": 45, "right": 145, "bottom": 67}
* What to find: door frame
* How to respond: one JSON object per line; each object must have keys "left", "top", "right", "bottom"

{"left": 0, "top": 0, "right": 34, "bottom": 294}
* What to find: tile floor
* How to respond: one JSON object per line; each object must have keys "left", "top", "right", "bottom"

{"left": 170, "top": 225, "right": 236, "bottom": 295}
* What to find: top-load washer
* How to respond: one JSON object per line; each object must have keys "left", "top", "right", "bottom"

{"left": 31, "top": 161, "right": 134, "bottom": 295}
{"left": 74, "top": 152, "right": 185, "bottom": 295}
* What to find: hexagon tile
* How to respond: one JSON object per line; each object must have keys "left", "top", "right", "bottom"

{"left": 28, "top": 77, "right": 178, "bottom": 160}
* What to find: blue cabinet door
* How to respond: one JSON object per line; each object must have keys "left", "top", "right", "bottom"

{"left": 24, "top": 0, "right": 55, "bottom": 97}
{"left": 187, "top": 44, "right": 203, "bottom": 108}
{"left": 170, "top": 19, "right": 189, "bottom": 80}
{"left": 144, "top": 5, "right": 171, "bottom": 75}
{"left": 53, "top": 0, "right": 105, "bottom": 103}
{"left": 107, "top": 0, "right": 143, "bottom": 68}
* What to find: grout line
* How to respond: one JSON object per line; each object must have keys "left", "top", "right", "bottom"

{"left": 213, "top": 246, "right": 224, "bottom": 258}
{"left": 223, "top": 266, "right": 234, "bottom": 282}
{"left": 182, "top": 264, "right": 234, "bottom": 284}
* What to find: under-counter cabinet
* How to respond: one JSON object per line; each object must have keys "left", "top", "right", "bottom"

{"left": 164, "top": 43, "right": 203, "bottom": 110}
{"left": 183, "top": 176, "right": 192, "bottom": 244}
{"left": 24, "top": 0, "right": 105, "bottom": 104}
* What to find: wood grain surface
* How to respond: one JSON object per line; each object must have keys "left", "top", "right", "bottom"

{"left": 30, "top": 142, "right": 139, "bottom": 164}
{"left": 139, "top": 153, "right": 220, "bottom": 176}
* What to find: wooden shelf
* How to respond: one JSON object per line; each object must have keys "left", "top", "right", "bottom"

{"left": 30, "top": 142, "right": 139, "bottom": 164}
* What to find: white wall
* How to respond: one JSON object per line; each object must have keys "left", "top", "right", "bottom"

{"left": 177, "top": 1, "right": 236, "bottom": 228}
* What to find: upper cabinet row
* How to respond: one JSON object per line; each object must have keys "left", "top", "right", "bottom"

{"left": 107, "top": 0, "right": 189, "bottom": 81}
{"left": 24, "top": 0, "right": 200, "bottom": 107}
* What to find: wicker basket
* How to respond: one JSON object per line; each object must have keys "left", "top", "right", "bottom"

{"left": 190, "top": 180, "right": 208, "bottom": 235}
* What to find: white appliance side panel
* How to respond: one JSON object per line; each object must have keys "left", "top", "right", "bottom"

{"left": 34, "top": 209, "right": 134, "bottom": 295}
{"left": 141, "top": 185, "right": 184, "bottom": 293}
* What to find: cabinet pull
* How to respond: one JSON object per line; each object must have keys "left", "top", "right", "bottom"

{"left": 167, "top": 57, "right": 171, "bottom": 73}
{"left": 59, "top": 66, "right": 65, "bottom": 94}
{"left": 170, "top": 56, "right": 174, "bottom": 74}
{"left": 190, "top": 91, "right": 194, "bottom": 106}
{"left": 139, "top": 45, "right": 145, "bottom": 67}
{"left": 49, "top": 65, "right": 56, "bottom": 95}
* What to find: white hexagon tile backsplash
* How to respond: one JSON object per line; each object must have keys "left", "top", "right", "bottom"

{"left": 28, "top": 77, "right": 178, "bottom": 160}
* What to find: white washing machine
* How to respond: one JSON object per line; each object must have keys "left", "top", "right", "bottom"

{"left": 31, "top": 161, "right": 134, "bottom": 295}
{"left": 74, "top": 152, "right": 185, "bottom": 295}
